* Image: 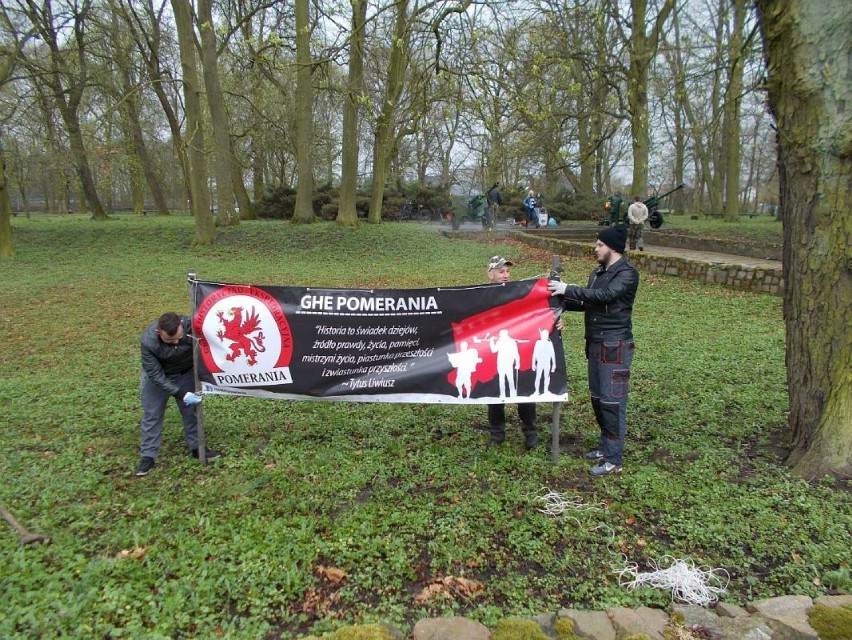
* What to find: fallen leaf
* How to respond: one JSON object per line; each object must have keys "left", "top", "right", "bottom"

{"left": 116, "top": 546, "right": 148, "bottom": 560}
{"left": 317, "top": 565, "right": 347, "bottom": 584}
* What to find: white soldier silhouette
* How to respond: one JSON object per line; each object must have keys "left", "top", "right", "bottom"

{"left": 489, "top": 329, "right": 522, "bottom": 399}
{"left": 447, "top": 340, "right": 483, "bottom": 399}
{"left": 531, "top": 328, "right": 556, "bottom": 395}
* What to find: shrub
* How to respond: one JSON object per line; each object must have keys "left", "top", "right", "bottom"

{"left": 255, "top": 185, "right": 296, "bottom": 219}
{"left": 548, "top": 190, "right": 604, "bottom": 221}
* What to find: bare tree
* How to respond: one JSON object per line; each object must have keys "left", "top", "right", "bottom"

{"left": 18, "top": 0, "right": 109, "bottom": 219}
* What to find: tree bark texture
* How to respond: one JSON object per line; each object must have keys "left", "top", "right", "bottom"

{"left": 756, "top": 0, "right": 851, "bottom": 479}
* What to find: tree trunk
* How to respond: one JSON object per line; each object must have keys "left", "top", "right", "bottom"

{"left": 172, "top": 0, "right": 216, "bottom": 245}
{"left": 628, "top": 0, "right": 674, "bottom": 196}
{"left": 292, "top": 0, "right": 315, "bottom": 223}
{"left": 368, "top": 0, "right": 410, "bottom": 223}
{"left": 198, "top": 0, "right": 237, "bottom": 226}
{"left": 756, "top": 0, "right": 851, "bottom": 479}
{"left": 337, "top": 0, "right": 367, "bottom": 228}
{"left": 0, "top": 138, "right": 13, "bottom": 258}
{"left": 722, "top": 0, "right": 746, "bottom": 221}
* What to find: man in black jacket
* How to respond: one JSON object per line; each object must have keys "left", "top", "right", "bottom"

{"left": 134, "top": 312, "right": 220, "bottom": 476}
{"left": 548, "top": 226, "right": 638, "bottom": 475}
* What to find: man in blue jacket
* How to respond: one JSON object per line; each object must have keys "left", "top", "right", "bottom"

{"left": 134, "top": 312, "right": 221, "bottom": 476}
{"left": 548, "top": 226, "right": 638, "bottom": 475}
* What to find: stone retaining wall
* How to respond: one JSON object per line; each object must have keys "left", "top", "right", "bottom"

{"left": 647, "top": 230, "right": 782, "bottom": 261}
{"left": 520, "top": 235, "right": 785, "bottom": 296}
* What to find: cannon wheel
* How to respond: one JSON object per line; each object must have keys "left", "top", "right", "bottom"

{"left": 649, "top": 210, "right": 663, "bottom": 229}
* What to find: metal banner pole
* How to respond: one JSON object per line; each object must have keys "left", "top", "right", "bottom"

{"left": 550, "top": 254, "right": 563, "bottom": 464}
{"left": 187, "top": 271, "right": 207, "bottom": 466}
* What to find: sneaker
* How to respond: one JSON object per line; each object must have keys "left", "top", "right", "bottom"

{"left": 134, "top": 457, "right": 155, "bottom": 476}
{"left": 583, "top": 449, "right": 604, "bottom": 460}
{"left": 524, "top": 431, "right": 539, "bottom": 450}
{"left": 191, "top": 448, "right": 222, "bottom": 460}
{"left": 590, "top": 461, "right": 623, "bottom": 476}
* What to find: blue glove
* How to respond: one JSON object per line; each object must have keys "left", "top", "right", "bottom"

{"left": 183, "top": 392, "right": 203, "bottom": 406}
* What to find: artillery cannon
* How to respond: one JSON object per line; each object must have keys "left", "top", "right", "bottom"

{"left": 644, "top": 183, "right": 684, "bottom": 229}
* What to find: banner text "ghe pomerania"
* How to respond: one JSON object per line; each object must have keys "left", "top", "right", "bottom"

{"left": 299, "top": 294, "right": 439, "bottom": 314}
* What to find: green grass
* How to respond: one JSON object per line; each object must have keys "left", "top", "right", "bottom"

{"left": 1, "top": 214, "right": 848, "bottom": 639}
{"left": 661, "top": 214, "right": 783, "bottom": 244}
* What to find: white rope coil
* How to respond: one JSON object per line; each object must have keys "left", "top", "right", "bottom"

{"left": 614, "top": 555, "right": 729, "bottom": 606}
{"left": 532, "top": 487, "right": 607, "bottom": 517}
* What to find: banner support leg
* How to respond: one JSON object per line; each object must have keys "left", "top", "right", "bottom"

{"left": 550, "top": 402, "right": 561, "bottom": 464}
{"left": 188, "top": 271, "right": 207, "bottom": 466}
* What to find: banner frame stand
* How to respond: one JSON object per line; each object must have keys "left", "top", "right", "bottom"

{"left": 549, "top": 254, "right": 563, "bottom": 464}
{"left": 188, "top": 271, "right": 208, "bottom": 466}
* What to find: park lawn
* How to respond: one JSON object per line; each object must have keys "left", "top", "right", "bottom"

{"left": 0, "top": 215, "right": 847, "bottom": 639}
{"left": 661, "top": 214, "right": 783, "bottom": 245}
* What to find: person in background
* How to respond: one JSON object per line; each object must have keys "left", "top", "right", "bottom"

{"left": 548, "top": 227, "right": 638, "bottom": 476}
{"left": 627, "top": 195, "right": 649, "bottom": 251}
{"left": 484, "top": 256, "right": 539, "bottom": 450}
{"left": 606, "top": 192, "right": 623, "bottom": 226}
{"left": 524, "top": 190, "right": 540, "bottom": 228}
{"left": 134, "top": 312, "right": 221, "bottom": 476}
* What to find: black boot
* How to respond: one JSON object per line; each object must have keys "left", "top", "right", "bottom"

{"left": 523, "top": 426, "right": 539, "bottom": 450}
{"left": 489, "top": 424, "right": 506, "bottom": 446}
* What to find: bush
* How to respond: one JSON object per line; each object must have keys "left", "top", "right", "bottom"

{"left": 255, "top": 186, "right": 296, "bottom": 219}
{"left": 548, "top": 190, "right": 604, "bottom": 221}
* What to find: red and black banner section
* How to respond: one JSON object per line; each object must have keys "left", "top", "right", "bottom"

{"left": 191, "top": 278, "right": 568, "bottom": 404}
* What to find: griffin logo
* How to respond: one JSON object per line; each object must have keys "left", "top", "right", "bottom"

{"left": 216, "top": 306, "right": 266, "bottom": 366}
{"left": 194, "top": 285, "right": 293, "bottom": 387}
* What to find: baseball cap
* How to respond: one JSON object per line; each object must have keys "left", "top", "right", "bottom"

{"left": 488, "top": 255, "right": 513, "bottom": 270}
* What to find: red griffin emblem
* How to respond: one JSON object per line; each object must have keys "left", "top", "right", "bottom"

{"left": 216, "top": 306, "right": 266, "bottom": 366}
{"left": 194, "top": 285, "right": 293, "bottom": 376}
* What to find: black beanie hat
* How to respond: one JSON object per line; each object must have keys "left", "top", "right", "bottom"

{"left": 598, "top": 226, "right": 627, "bottom": 253}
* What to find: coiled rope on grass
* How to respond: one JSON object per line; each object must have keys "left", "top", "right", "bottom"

{"left": 532, "top": 487, "right": 607, "bottom": 517}
{"left": 532, "top": 489, "right": 730, "bottom": 606}
{"left": 614, "top": 555, "right": 730, "bottom": 606}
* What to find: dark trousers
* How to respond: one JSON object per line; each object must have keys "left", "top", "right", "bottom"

{"left": 587, "top": 339, "right": 634, "bottom": 465}
{"left": 139, "top": 370, "right": 198, "bottom": 458}
{"left": 488, "top": 403, "right": 537, "bottom": 442}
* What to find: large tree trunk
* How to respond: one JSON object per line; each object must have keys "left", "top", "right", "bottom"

{"left": 756, "top": 0, "right": 851, "bottom": 479}
{"left": 292, "top": 0, "right": 315, "bottom": 223}
{"left": 172, "top": 0, "right": 216, "bottom": 245}
{"left": 337, "top": 0, "right": 368, "bottom": 228}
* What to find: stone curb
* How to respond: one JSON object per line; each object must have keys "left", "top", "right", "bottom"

{"left": 301, "top": 595, "right": 852, "bottom": 639}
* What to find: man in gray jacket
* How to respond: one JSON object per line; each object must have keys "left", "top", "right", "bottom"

{"left": 548, "top": 226, "right": 639, "bottom": 475}
{"left": 134, "top": 312, "right": 220, "bottom": 476}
